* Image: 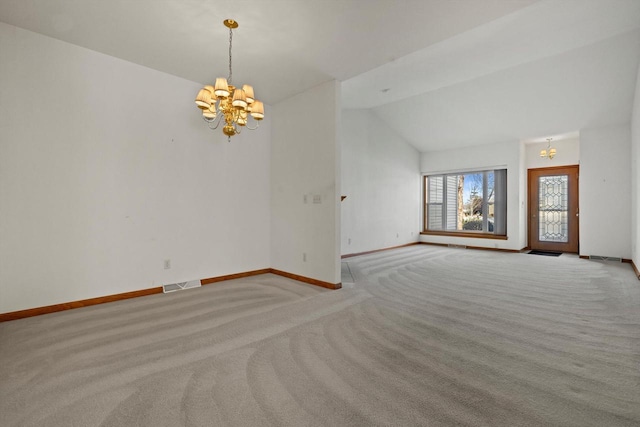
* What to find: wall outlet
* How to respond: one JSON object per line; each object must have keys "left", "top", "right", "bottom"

{"left": 303, "top": 252, "right": 307, "bottom": 262}
{"left": 396, "top": 233, "right": 399, "bottom": 238}
{"left": 313, "top": 194, "right": 322, "bottom": 204}
{"left": 348, "top": 238, "right": 351, "bottom": 245}
{"left": 164, "top": 259, "right": 171, "bottom": 269}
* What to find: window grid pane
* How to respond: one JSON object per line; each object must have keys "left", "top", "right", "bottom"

{"left": 427, "top": 176, "right": 444, "bottom": 230}
{"left": 425, "top": 169, "right": 506, "bottom": 235}
{"left": 445, "top": 175, "right": 458, "bottom": 230}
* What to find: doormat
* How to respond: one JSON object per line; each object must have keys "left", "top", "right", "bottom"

{"left": 528, "top": 250, "right": 562, "bottom": 257}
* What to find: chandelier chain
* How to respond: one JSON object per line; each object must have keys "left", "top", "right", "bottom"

{"left": 228, "top": 25, "right": 233, "bottom": 84}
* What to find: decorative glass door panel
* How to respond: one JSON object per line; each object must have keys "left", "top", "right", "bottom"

{"left": 538, "top": 175, "right": 568, "bottom": 242}
{"left": 528, "top": 166, "right": 579, "bottom": 253}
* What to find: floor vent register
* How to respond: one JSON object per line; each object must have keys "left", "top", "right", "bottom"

{"left": 163, "top": 280, "right": 201, "bottom": 293}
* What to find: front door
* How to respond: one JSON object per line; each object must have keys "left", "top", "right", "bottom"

{"left": 528, "top": 165, "right": 579, "bottom": 253}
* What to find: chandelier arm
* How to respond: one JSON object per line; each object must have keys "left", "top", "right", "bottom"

{"left": 245, "top": 121, "right": 260, "bottom": 131}
{"left": 206, "top": 114, "right": 223, "bottom": 129}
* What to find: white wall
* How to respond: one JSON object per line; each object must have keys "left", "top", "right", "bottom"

{"left": 341, "top": 109, "right": 420, "bottom": 255}
{"left": 0, "top": 23, "right": 272, "bottom": 313}
{"left": 579, "top": 124, "right": 631, "bottom": 258}
{"left": 420, "top": 140, "right": 525, "bottom": 250}
{"left": 271, "top": 81, "right": 341, "bottom": 285}
{"left": 518, "top": 139, "right": 527, "bottom": 247}
{"left": 631, "top": 65, "right": 640, "bottom": 267}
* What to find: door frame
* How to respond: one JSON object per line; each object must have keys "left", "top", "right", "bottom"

{"left": 527, "top": 165, "right": 580, "bottom": 253}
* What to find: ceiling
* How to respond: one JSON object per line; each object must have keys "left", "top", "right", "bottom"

{"left": 1, "top": 0, "right": 640, "bottom": 152}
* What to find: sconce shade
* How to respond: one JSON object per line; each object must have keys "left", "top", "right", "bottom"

{"left": 195, "top": 88, "right": 212, "bottom": 109}
{"left": 242, "top": 85, "right": 255, "bottom": 104}
{"left": 202, "top": 105, "right": 216, "bottom": 120}
{"left": 237, "top": 110, "right": 248, "bottom": 126}
{"left": 250, "top": 100, "right": 264, "bottom": 120}
{"left": 232, "top": 88, "right": 248, "bottom": 110}
{"left": 214, "top": 78, "right": 230, "bottom": 98}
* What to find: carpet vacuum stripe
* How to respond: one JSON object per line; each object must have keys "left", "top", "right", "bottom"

{"left": 1, "top": 247, "right": 639, "bottom": 426}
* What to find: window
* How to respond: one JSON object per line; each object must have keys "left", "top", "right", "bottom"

{"left": 423, "top": 169, "right": 507, "bottom": 237}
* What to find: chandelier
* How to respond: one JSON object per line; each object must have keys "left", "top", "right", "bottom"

{"left": 540, "top": 137, "right": 556, "bottom": 159}
{"left": 195, "top": 19, "right": 264, "bottom": 141}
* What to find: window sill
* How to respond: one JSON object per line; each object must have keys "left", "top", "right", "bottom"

{"left": 420, "top": 231, "right": 508, "bottom": 240}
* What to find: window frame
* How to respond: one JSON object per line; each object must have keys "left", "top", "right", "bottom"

{"left": 421, "top": 169, "right": 507, "bottom": 240}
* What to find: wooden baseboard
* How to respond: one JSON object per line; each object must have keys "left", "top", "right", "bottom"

{"left": 0, "top": 287, "right": 163, "bottom": 322}
{"left": 420, "top": 230, "right": 508, "bottom": 240}
{"left": 341, "top": 242, "right": 420, "bottom": 259}
{"left": 419, "top": 241, "right": 522, "bottom": 253}
{"left": 466, "top": 245, "right": 522, "bottom": 253}
{"left": 201, "top": 268, "right": 271, "bottom": 285}
{"left": 0, "top": 267, "right": 342, "bottom": 322}
{"left": 418, "top": 241, "right": 448, "bottom": 248}
{"left": 202, "top": 268, "right": 341, "bottom": 290}
{"left": 579, "top": 257, "right": 640, "bottom": 280}
{"left": 622, "top": 259, "right": 640, "bottom": 280}
{"left": 269, "top": 269, "right": 342, "bottom": 290}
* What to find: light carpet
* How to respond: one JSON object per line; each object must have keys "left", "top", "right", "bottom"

{"left": 1, "top": 245, "right": 639, "bottom": 426}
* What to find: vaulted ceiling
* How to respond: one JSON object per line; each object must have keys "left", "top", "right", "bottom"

{"left": 1, "top": 0, "right": 639, "bottom": 152}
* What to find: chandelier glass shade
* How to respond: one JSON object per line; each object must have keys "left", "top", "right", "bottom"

{"left": 195, "top": 19, "right": 264, "bottom": 140}
{"left": 540, "top": 138, "right": 556, "bottom": 159}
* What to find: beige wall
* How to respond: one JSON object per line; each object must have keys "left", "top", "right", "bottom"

{"left": 0, "top": 23, "right": 272, "bottom": 313}
{"left": 579, "top": 124, "right": 632, "bottom": 258}
{"left": 271, "top": 81, "right": 341, "bottom": 284}
{"left": 341, "top": 109, "right": 420, "bottom": 255}
{"left": 632, "top": 64, "right": 640, "bottom": 267}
